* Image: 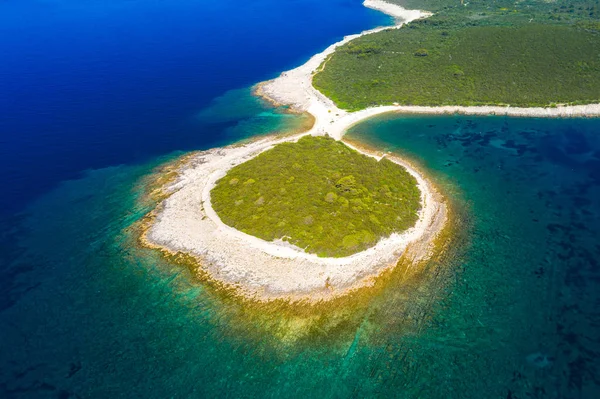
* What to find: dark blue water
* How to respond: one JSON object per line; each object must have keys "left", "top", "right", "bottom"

{"left": 0, "top": 0, "right": 389, "bottom": 214}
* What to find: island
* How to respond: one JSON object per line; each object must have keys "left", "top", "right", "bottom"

{"left": 140, "top": 0, "right": 600, "bottom": 304}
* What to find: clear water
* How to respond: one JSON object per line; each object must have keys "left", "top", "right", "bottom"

{"left": 1, "top": 1, "right": 599, "bottom": 398}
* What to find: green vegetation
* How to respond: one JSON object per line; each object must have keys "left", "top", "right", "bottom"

{"left": 313, "top": 0, "right": 600, "bottom": 110}
{"left": 211, "top": 136, "right": 421, "bottom": 257}
{"left": 313, "top": 24, "right": 600, "bottom": 110}
{"left": 388, "top": 0, "right": 600, "bottom": 21}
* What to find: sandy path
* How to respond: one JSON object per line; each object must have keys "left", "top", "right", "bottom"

{"left": 256, "top": 1, "right": 432, "bottom": 139}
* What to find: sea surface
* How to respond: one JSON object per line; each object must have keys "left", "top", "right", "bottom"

{"left": 1, "top": 1, "right": 599, "bottom": 398}
{"left": 0, "top": 0, "right": 389, "bottom": 215}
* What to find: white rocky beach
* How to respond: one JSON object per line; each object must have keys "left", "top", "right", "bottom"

{"left": 143, "top": 132, "right": 446, "bottom": 302}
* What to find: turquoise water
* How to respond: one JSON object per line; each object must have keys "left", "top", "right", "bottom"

{"left": 2, "top": 111, "right": 599, "bottom": 397}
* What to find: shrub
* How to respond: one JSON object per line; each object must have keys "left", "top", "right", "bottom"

{"left": 313, "top": 24, "right": 600, "bottom": 109}
{"left": 414, "top": 48, "right": 429, "bottom": 57}
{"left": 324, "top": 192, "right": 338, "bottom": 203}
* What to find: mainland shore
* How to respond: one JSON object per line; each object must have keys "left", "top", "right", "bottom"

{"left": 256, "top": 1, "right": 600, "bottom": 139}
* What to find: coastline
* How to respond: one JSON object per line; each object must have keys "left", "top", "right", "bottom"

{"left": 255, "top": 1, "right": 432, "bottom": 140}
{"left": 257, "top": 0, "right": 600, "bottom": 134}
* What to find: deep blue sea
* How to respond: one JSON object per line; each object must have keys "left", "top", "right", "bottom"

{"left": 1, "top": 1, "right": 600, "bottom": 398}
{"left": 0, "top": 0, "right": 389, "bottom": 214}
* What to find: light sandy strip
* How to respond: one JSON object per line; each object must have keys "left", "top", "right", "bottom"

{"left": 256, "top": 1, "right": 432, "bottom": 139}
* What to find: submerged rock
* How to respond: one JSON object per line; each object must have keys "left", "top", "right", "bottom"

{"left": 526, "top": 352, "right": 554, "bottom": 368}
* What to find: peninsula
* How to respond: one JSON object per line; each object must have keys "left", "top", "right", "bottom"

{"left": 141, "top": 0, "right": 599, "bottom": 303}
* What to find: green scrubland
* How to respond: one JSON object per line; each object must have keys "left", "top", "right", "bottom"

{"left": 312, "top": 1, "right": 600, "bottom": 110}
{"left": 211, "top": 136, "right": 421, "bottom": 257}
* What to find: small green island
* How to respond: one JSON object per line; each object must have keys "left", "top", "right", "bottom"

{"left": 314, "top": 0, "right": 600, "bottom": 110}
{"left": 211, "top": 136, "right": 421, "bottom": 257}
